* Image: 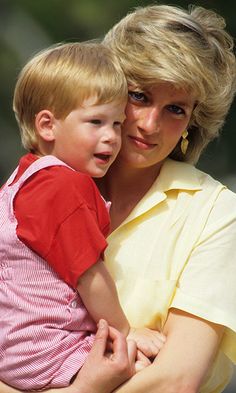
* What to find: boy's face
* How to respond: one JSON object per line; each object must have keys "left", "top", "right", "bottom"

{"left": 50, "top": 97, "right": 126, "bottom": 177}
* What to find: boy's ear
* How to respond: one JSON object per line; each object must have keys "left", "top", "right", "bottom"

{"left": 35, "top": 110, "right": 56, "bottom": 142}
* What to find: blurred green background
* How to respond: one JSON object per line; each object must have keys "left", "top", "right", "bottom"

{"left": 1, "top": 0, "right": 236, "bottom": 189}
{"left": 0, "top": 1, "right": 235, "bottom": 391}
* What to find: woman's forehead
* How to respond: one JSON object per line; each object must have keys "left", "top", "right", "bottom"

{"left": 129, "top": 82, "right": 197, "bottom": 102}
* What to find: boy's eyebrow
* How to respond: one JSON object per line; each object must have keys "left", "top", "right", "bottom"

{"left": 85, "top": 111, "right": 108, "bottom": 118}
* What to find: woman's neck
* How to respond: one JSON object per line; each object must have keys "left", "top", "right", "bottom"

{"left": 97, "top": 160, "right": 162, "bottom": 231}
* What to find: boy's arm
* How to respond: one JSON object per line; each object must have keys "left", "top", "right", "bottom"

{"left": 77, "top": 260, "right": 166, "bottom": 358}
{"left": 77, "top": 260, "right": 130, "bottom": 336}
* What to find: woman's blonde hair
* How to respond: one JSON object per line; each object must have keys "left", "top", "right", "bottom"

{"left": 13, "top": 41, "right": 127, "bottom": 152}
{"left": 103, "top": 4, "right": 236, "bottom": 163}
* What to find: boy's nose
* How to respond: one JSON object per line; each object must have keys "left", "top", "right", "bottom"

{"left": 104, "top": 126, "right": 120, "bottom": 143}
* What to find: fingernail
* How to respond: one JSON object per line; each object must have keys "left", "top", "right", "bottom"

{"left": 98, "top": 319, "right": 106, "bottom": 328}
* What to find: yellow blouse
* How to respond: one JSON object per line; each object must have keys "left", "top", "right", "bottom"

{"left": 105, "top": 159, "right": 236, "bottom": 393}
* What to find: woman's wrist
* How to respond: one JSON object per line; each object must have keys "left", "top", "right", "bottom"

{"left": 68, "top": 320, "right": 135, "bottom": 393}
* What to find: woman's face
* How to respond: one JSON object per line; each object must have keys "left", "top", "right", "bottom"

{"left": 119, "top": 82, "right": 196, "bottom": 169}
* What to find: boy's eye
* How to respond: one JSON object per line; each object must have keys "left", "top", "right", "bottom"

{"left": 128, "top": 91, "right": 147, "bottom": 103}
{"left": 90, "top": 119, "right": 102, "bottom": 125}
{"left": 167, "top": 105, "right": 185, "bottom": 115}
{"left": 113, "top": 121, "right": 122, "bottom": 127}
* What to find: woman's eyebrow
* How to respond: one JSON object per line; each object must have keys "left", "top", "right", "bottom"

{"left": 171, "top": 101, "right": 194, "bottom": 109}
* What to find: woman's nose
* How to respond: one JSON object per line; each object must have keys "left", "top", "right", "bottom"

{"left": 139, "top": 107, "right": 160, "bottom": 134}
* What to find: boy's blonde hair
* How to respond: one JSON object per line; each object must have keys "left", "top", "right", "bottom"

{"left": 103, "top": 5, "right": 236, "bottom": 163}
{"left": 13, "top": 41, "right": 127, "bottom": 153}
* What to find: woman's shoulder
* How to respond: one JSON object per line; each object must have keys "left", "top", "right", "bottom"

{"left": 194, "top": 165, "right": 236, "bottom": 203}
{"left": 167, "top": 159, "right": 236, "bottom": 199}
{"left": 183, "top": 164, "right": 236, "bottom": 224}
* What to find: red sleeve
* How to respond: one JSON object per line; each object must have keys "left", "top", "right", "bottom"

{"left": 14, "top": 166, "right": 110, "bottom": 288}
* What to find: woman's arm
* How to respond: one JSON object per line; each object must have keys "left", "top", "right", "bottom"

{"left": 112, "top": 308, "right": 224, "bottom": 393}
{"left": 0, "top": 320, "right": 136, "bottom": 393}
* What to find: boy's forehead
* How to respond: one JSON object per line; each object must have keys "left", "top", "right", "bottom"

{"left": 80, "top": 95, "right": 99, "bottom": 108}
{"left": 74, "top": 98, "right": 126, "bottom": 116}
{"left": 80, "top": 95, "right": 126, "bottom": 108}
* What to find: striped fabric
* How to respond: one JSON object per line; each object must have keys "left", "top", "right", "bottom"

{"left": 0, "top": 156, "right": 96, "bottom": 390}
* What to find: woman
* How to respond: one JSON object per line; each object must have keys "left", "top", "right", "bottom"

{"left": 1, "top": 4, "right": 236, "bottom": 393}
{"left": 99, "top": 5, "right": 236, "bottom": 392}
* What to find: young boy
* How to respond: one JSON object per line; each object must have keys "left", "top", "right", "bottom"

{"left": 0, "top": 42, "right": 164, "bottom": 390}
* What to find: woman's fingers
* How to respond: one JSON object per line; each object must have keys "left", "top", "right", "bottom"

{"left": 108, "top": 326, "right": 137, "bottom": 378}
{"left": 91, "top": 319, "right": 109, "bottom": 356}
{"left": 127, "top": 339, "right": 137, "bottom": 376}
{"left": 72, "top": 320, "right": 136, "bottom": 393}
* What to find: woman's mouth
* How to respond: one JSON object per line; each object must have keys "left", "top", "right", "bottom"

{"left": 128, "top": 136, "right": 157, "bottom": 150}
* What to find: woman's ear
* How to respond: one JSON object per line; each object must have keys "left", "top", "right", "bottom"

{"left": 35, "top": 110, "right": 56, "bottom": 142}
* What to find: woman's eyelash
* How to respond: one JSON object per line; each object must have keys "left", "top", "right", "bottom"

{"left": 128, "top": 91, "right": 147, "bottom": 102}
{"left": 128, "top": 92, "right": 186, "bottom": 115}
{"left": 167, "top": 105, "right": 185, "bottom": 115}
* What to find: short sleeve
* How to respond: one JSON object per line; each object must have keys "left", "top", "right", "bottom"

{"left": 44, "top": 202, "right": 108, "bottom": 288}
{"left": 171, "top": 188, "right": 236, "bottom": 363}
{"left": 15, "top": 166, "right": 110, "bottom": 289}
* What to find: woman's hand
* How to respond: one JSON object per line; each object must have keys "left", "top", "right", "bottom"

{"left": 72, "top": 319, "right": 137, "bottom": 393}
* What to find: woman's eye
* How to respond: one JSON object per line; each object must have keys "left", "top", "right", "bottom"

{"left": 90, "top": 119, "right": 102, "bottom": 125}
{"left": 128, "top": 91, "right": 147, "bottom": 103}
{"left": 167, "top": 105, "right": 185, "bottom": 115}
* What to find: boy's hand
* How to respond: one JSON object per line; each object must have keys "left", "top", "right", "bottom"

{"left": 134, "top": 349, "right": 152, "bottom": 372}
{"left": 128, "top": 327, "right": 166, "bottom": 359}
